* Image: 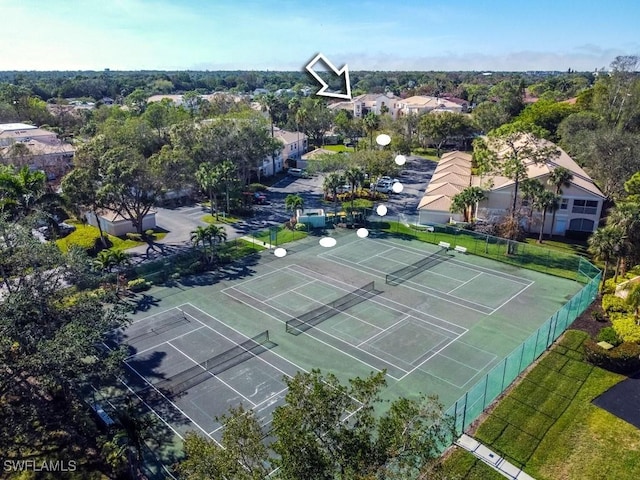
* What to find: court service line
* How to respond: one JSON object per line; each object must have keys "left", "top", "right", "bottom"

{"left": 181, "top": 303, "right": 308, "bottom": 380}
{"left": 373, "top": 238, "right": 533, "bottom": 285}
{"left": 268, "top": 278, "right": 317, "bottom": 302}
{"left": 397, "top": 332, "right": 465, "bottom": 382}
{"left": 118, "top": 379, "right": 185, "bottom": 441}
{"left": 293, "top": 290, "right": 385, "bottom": 333}
{"left": 125, "top": 325, "right": 206, "bottom": 360}
{"left": 166, "top": 341, "right": 256, "bottom": 408}
{"left": 288, "top": 264, "right": 470, "bottom": 335}
{"left": 419, "top": 351, "right": 498, "bottom": 390}
{"left": 215, "top": 292, "right": 407, "bottom": 381}
{"left": 357, "top": 316, "right": 408, "bottom": 347}
{"left": 446, "top": 272, "right": 484, "bottom": 295}
{"left": 490, "top": 281, "right": 536, "bottom": 314}
{"left": 219, "top": 264, "right": 299, "bottom": 292}
{"left": 120, "top": 357, "right": 213, "bottom": 440}
{"left": 313, "top": 253, "right": 494, "bottom": 315}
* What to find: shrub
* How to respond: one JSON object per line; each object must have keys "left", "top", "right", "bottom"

{"left": 294, "top": 222, "right": 307, "bottom": 231}
{"left": 249, "top": 183, "right": 268, "bottom": 192}
{"left": 126, "top": 278, "right": 151, "bottom": 292}
{"left": 596, "top": 326, "right": 622, "bottom": 346}
{"left": 584, "top": 338, "right": 640, "bottom": 373}
{"left": 602, "top": 294, "right": 633, "bottom": 314}
{"left": 591, "top": 310, "right": 606, "bottom": 322}
{"left": 612, "top": 317, "right": 640, "bottom": 343}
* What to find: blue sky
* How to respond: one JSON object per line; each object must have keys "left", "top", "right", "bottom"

{"left": 1, "top": 0, "right": 638, "bottom": 71}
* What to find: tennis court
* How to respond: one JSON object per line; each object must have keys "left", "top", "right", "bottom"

{"left": 100, "top": 229, "right": 584, "bottom": 450}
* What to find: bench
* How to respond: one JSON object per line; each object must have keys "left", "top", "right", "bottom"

{"left": 454, "top": 245, "right": 468, "bottom": 254}
{"left": 438, "top": 241, "right": 451, "bottom": 250}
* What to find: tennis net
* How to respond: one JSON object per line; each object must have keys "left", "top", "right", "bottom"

{"left": 157, "top": 330, "right": 270, "bottom": 396}
{"left": 286, "top": 281, "right": 377, "bottom": 336}
{"left": 385, "top": 247, "right": 450, "bottom": 285}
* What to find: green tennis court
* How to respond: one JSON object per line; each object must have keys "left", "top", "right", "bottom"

{"left": 99, "top": 229, "right": 584, "bottom": 451}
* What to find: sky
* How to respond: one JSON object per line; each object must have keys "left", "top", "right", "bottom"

{"left": 1, "top": 0, "right": 638, "bottom": 72}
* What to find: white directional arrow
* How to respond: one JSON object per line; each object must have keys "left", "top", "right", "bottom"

{"left": 305, "top": 53, "right": 352, "bottom": 100}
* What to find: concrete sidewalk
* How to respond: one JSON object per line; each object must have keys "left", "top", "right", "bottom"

{"left": 455, "top": 434, "right": 536, "bottom": 480}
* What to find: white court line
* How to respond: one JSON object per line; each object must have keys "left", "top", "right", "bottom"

{"left": 208, "top": 386, "right": 290, "bottom": 436}
{"left": 182, "top": 303, "right": 307, "bottom": 380}
{"left": 490, "top": 280, "right": 536, "bottom": 314}
{"left": 397, "top": 333, "right": 464, "bottom": 382}
{"left": 294, "top": 290, "right": 385, "bottom": 333}
{"left": 315, "top": 252, "right": 494, "bottom": 315}
{"left": 447, "top": 272, "right": 483, "bottom": 295}
{"left": 420, "top": 351, "right": 498, "bottom": 390}
{"left": 118, "top": 379, "right": 185, "bottom": 441}
{"left": 120, "top": 353, "right": 214, "bottom": 440}
{"left": 288, "top": 264, "right": 469, "bottom": 335}
{"left": 357, "top": 316, "right": 408, "bottom": 347}
{"left": 125, "top": 325, "right": 206, "bottom": 360}
{"left": 268, "top": 278, "right": 317, "bottom": 302}
{"left": 220, "top": 264, "right": 299, "bottom": 292}
{"left": 166, "top": 340, "right": 256, "bottom": 408}
{"left": 369, "top": 237, "right": 534, "bottom": 285}
{"left": 218, "top": 291, "right": 406, "bottom": 381}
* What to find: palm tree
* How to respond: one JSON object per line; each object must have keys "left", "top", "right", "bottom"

{"left": 216, "top": 160, "right": 236, "bottom": 214}
{"left": 323, "top": 172, "right": 344, "bottom": 219}
{"left": 109, "top": 250, "right": 131, "bottom": 271}
{"left": 519, "top": 179, "right": 544, "bottom": 232}
{"left": 606, "top": 202, "right": 640, "bottom": 279}
{"left": 363, "top": 112, "right": 380, "bottom": 148}
{"left": 532, "top": 190, "right": 558, "bottom": 243}
{"left": 284, "top": 194, "right": 304, "bottom": 220}
{"left": 547, "top": 166, "right": 573, "bottom": 237}
{"left": 94, "top": 250, "right": 115, "bottom": 273}
{"left": 588, "top": 226, "right": 623, "bottom": 292}
{"left": 450, "top": 186, "right": 486, "bottom": 223}
{"left": 195, "top": 163, "right": 222, "bottom": 220}
{"left": 205, "top": 224, "right": 227, "bottom": 264}
{"left": 344, "top": 167, "right": 365, "bottom": 215}
{"left": 190, "top": 225, "right": 211, "bottom": 260}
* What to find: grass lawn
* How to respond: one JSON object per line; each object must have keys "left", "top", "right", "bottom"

{"left": 253, "top": 225, "right": 308, "bottom": 245}
{"left": 323, "top": 144, "right": 355, "bottom": 153}
{"left": 523, "top": 235, "right": 589, "bottom": 257}
{"left": 202, "top": 213, "right": 242, "bottom": 224}
{"left": 56, "top": 221, "right": 166, "bottom": 253}
{"left": 411, "top": 147, "right": 440, "bottom": 161}
{"left": 445, "top": 330, "right": 640, "bottom": 479}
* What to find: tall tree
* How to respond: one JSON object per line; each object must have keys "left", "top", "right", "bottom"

{"left": 284, "top": 193, "right": 304, "bottom": 220}
{"left": 532, "top": 190, "right": 558, "bottom": 242}
{"left": 547, "top": 166, "right": 574, "bottom": 237}
{"left": 588, "top": 226, "right": 624, "bottom": 292}
{"left": 344, "top": 166, "right": 365, "bottom": 214}
{"left": 450, "top": 186, "right": 486, "bottom": 222}
{"left": 195, "top": 163, "right": 222, "bottom": 220}
{"left": 363, "top": 111, "right": 380, "bottom": 148}
{"left": 323, "top": 172, "right": 344, "bottom": 218}
{"left": 418, "top": 111, "right": 473, "bottom": 157}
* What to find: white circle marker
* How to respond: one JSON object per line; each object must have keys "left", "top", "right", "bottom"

{"left": 356, "top": 228, "right": 369, "bottom": 238}
{"left": 274, "top": 247, "right": 287, "bottom": 258}
{"left": 376, "top": 133, "right": 391, "bottom": 146}
{"left": 376, "top": 204, "right": 388, "bottom": 216}
{"left": 319, "top": 237, "right": 337, "bottom": 248}
{"left": 392, "top": 181, "right": 404, "bottom": 193}
{"left": 395, "top": 154, "right": 406, "bottom": 166}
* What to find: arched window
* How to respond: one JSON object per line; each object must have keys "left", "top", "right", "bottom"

{"left": 569, "top": 218, "right": 595, "bottom": 232}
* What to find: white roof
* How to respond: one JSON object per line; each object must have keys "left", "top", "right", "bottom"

{"left": 0, "top": 123, "right": 37, "bottom": 133}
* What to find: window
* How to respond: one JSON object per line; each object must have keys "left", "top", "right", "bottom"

{"left": 560, "top": 198, "right": 568, "bottom": 210}
{"left": 569, "top": 218, "right": 595, "bottom": 232}
{"left": 572, "top": 199, "right": 598, "bottom": 215}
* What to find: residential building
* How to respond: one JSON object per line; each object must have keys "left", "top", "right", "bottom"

{"left": 328, "top": 93, "right": 399, "bottom": 119}
{"left": 299, "top": 147, "right": 338, "bottom": 170}
{"left": 396, "top": 96, "right": 465, "bottom": 116}
{"left": 0, "top": 123, "right": 75, "bottom": 179}
{"left": 85, "top": 210, "right": 157, "bottom": 237}
{"left": 258, "top": 127, "right": 307, "bottom": 176}
{"left": 418, "top": 139, "right": 606, "bottom": 236}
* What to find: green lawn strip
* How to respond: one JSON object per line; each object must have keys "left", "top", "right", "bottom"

{"left": 380, "top": 222, "right": 581, "bottom": 280}
{"left": 202, "top": 213, "right": 242, "bottom": 224}
{"left": 323, "top": 144, "right": 355, "bottom": 152}
{"left": 56, "top": 222, "right": 152, "bottom": 253}
{"left": 443, "top": 448, "right": 505, "bottom": 480}
{"left": 523, "top": 237, "right": 589, "bottom": 257}
{"left": 252, "top": 225, "right": 308, "bottom": 245}
{"left": 451, "top": 330, "right": 640, "bottom": 479}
